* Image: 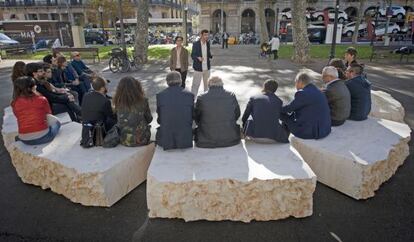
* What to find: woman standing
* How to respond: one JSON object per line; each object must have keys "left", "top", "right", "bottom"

{"left": 169, "top": 36, "right": 189, "bottom": 88}
{"left": 113, "top": 77, "right": 153, "bottom": 147}
{"left": 11, "top": 76, "right": 61, "bottom": 145}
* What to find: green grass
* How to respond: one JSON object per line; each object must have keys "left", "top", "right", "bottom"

{"left": 1, "top": 43, "right": 384, "bottom": 61}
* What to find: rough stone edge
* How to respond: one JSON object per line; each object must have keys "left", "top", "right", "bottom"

{"left": 9, "top": 143, "right": 109, "bottom": 206}
{"left": 370, "top": 91, "right": 405, "bottom": 123}
{"left": 147, "top": 175, "right": 316, "bottom": 223}
{"left": 358, "top": 136, "right": 410, "bottom": 199}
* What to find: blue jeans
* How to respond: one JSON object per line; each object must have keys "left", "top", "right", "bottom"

{"left": 19, "top": 122, "right": 61, "bottom": 145}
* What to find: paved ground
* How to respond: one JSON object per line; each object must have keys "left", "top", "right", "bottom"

{"left": 0, "top": 45, "right": 413, "bottom": 242}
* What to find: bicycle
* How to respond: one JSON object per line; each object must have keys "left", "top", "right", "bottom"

{"left": 108, "top": 47, "right": 142, "bottom": 73}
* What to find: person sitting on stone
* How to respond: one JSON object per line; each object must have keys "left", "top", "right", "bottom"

{"left": 11, "top": 76, "right": 61, "bottom": 145}
{"left": 25, "top": 62, "right": 81, "bottom": 122}
{"left": 242, "top": 79, "right": 289, "bottom": 143}
{"left": 281, "top": 71, "right": 331, "bottom": 139}
{"left": 345, "top": 63, "right": 372, "bottom": 121}
{"left": 156, "top": 71, "right": 194, "bottom": 150}
{"left": 194, "top": 76, "right": 241, "bottom": 148}
{"left": 328, "top": 58, "right": 347, "bottom": 80}
{"left": 321, "top": 66, "right": 351, "bottom": 126}
{"left": 70, "top": 52, "right": 94, "bottom": 88}
{"left": 114, "top": 76, "right": 153, "bottom": 147}
{"left": 81, "top": 77, "right": 116, "bottom": 132}
{"left": 344, "top": 47, "right": 358, "bottom": 68}
{"left": 11, "top": 61, "right": 26, "bottom": 83}
{"left": 43, "top": 63, "right": 80, "bottom": 105}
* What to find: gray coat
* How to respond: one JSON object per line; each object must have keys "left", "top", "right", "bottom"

{"left": 156, "top": 86, "right": 194, "bottom": 150}
{"left": 324, "top": 79, "right": 351, "bottom": 122}
{"left": 194, "top": 86, "right": 241, "bottom": 148}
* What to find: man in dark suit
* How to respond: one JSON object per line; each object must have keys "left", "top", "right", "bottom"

{"left": 345, "top": 63, "right": 372, "bottom": 121}
{"left": 222, "top": 31, "right": 229, "bottom": 49}
{"left": 321, "top": 66, "right": 351, "bottom": 126}
{"left": 156, "top": 71, "right": 195, "bottom": 150}
{"left": 191, "top": 29, "right": 213, "bottom": 95}
{"left": 242, "top": 79, "right": 289, "bottom": 143}
{"left": 281, "top": 72, "right": 331, "bottom": 139}
{"left": 81, "top": 77, "right": 116, "bottom": 131}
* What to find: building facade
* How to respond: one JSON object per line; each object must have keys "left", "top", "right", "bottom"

{"left": 0, "top": 0, "right": 198, "bottom": 26}
{"left": 197, "top": 0, "right": 414, "bottom": 36}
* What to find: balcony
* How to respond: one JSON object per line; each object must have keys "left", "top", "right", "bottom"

{"left": 0, "top": 0, "right": 85, "bottom": 8}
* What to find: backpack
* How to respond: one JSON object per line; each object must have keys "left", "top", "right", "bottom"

{"left": 80, "top": 122, "right": 106, "bottom": 148}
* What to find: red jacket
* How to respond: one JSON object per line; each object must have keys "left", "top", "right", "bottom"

{"left": 12, "top": 95, "right": 51, "bottom": 134}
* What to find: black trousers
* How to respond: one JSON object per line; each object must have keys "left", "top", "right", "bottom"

{"left": 331, "top": 119, "right": 345, "bottom": 127}
{"left": 222, "top": 39, "right": 228, "bottom": 49}
{"left": 52, "top": 102, "right": 82, "bottom": 122}
{"left": 175, "top": 69, "right": 187, "bottom": 88}
{"left": 272, "top": 50, "right": 278, "bottom": 60}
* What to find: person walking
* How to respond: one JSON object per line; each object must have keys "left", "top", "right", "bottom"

{"left": 222, "top": 31, "right": 229, "bottom": 49}
{"left": 268, "top": 34, "right": 280, "bottom": 60}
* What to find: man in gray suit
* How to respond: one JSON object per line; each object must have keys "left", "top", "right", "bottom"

{"left": 321, "top": 66, "right": 351, "bottom": 126}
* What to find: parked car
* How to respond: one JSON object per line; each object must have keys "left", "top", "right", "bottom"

{"left": 312, "top": 10, "right": 348, "bottom": 23}
{"left": 0, "top": 32, "right": 19, "bottom": 46}
{"left": 84, "top": 30, "right": 105, "bottom": 44}
{"left": 342, "top": 21, "right": 368, "bottom": 37}
{"left": 374, "top": 22, "right": 400, "bottom": 35}
{"left": 281, "top": 10, "right": 311, "bottom": 20}
{"left": 379, "top": 5, "right": 406, "bottom": 20}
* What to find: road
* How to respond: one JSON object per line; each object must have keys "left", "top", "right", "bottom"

{"left": 0, "top": 45, "right": 413, "bottom": 242}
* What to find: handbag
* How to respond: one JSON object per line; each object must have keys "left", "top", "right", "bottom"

{"left": 80, "top": 122, "right": 106, "bottom": 148}
{"left": 103, "top": 125, "right": 120, "bottom": 148}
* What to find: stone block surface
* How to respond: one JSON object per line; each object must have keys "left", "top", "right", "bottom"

{"left": 2, "top": 106, "right": 72, "bottom": 150}
{"left": 290, "top": 118, "right": 411, "bottom": 200}
{"left": 8, "top": 122, "right": 155, "bottom": 207}
{"left": 147, "top": 141, "right": 316, "bottom": 222}
{"left": 370, "top": 90, "right": 405, "bottom": 123}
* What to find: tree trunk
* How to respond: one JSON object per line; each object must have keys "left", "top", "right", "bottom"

{"left": 291, "top": 0, "right": 310, "bottom": 63}
{"left": 258, "top": 0, "right": 269, "bottom": 44}
{"left": 352, "top": 0, "right": 366, "bottom": 44}
{"left": 134, "top": 0, "right": 149, "bottom": 64}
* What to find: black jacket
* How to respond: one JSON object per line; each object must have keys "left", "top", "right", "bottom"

{"left": 191, "top": 40, "right": 212, "bottom": 72}
{"left": 346, "top": 75, "right": 372, "bottom": 121}
{"left": 194, "top": 86, "right": 241, "bottom": 148}
{"left": 242, "top": 92, "right": 289, "bottom": 143}
{"left": 35, "top": 79, "right": 69, "bottom": 105}
{"left": 81, "top": 91, "right": 116, "bottom": 129}
{"left": 156, "top": 85, "right": 194, "bottom": 150}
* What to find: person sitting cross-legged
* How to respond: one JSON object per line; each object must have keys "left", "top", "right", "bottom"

{"left": 321, "top": 66, "right": 351, "bottom": 126}
{"left": 345, "top": 63, "right": 372, "bottom": 121}
{"left": 242, "top": 79, "right": 289, "bottom": 143}
{"left": 113, "top": 77, "right": 153, "bottom": 147}
{"left": 156, "top": 71, "right": 194, "bottom": 150}
{"left": 70, "top": 52, "right": 93, "bottom": 88}
{"left": 194, "top": 76, "right": 241, "bottom": 148}
{"left": 281, "top": 71, "right": 331, "bottom": 139}
{"left": 11, "top": 76, "right": 61, "bottom": 145}
{"left": 81, "top": 77, "right": 116, "bottom": 132}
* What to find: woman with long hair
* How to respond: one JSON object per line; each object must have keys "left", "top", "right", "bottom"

{"left": 11, "top": 76, "right": 61, "bottom": 145}
{"left": 113, "top": 76, "right": 153, "bottom": 147}
{"left": 11, "top": 61, "right": 26, "bottom": 82}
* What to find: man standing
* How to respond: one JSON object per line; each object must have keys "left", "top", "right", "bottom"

{"left": 281, "top": 72, "right": 331, "bottom": 139}
{"left": 194, "top": 76, "right": 241, "bottom": 148}
{"left": 169, "top": 36, "right": 189, "bottom": 88}
{"left": 268, "top": 34, "right": 280, "bottom": 60}
{"left": 191, "top": 29, "right": 213, "bottom": 96}
{"left": 321, "top": 66, "right": 351, "bottom": 126}
{"left": 222, "top": 31, "right": 229, "bottom": 49}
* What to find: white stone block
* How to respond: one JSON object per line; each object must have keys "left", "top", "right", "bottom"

{"left": 290, "top": 118, "right": 411, "bottom": 200}
{"left": 370, "top": 90, "right": 405, "bottom": 123}
{"left": 147, "top": 141, "right": 316, "bottom": 222}
{"left": 2, "top": 106, "right": 71, "bottom": 150}
{"left": 8, "top": 122, "right": 155, "bottom": 207}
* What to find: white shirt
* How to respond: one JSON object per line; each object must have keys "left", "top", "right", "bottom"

{"left": 201, "top": 40, "right": 208, "bottom": 71}
{"left": 175, "top": 47, "right": 181, "bottom": 69}
{"left": 268, "top": 37, "right": 280, "bottom": 51}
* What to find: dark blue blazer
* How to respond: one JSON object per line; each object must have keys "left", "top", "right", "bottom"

{"left": 242, "top": 93, "right": 289, "bottom": 143}
{"left": 191, "top": 40, "right": 212, "bottom": 72}
{"left": 282, "top": 84, "right": 331, "bottom": 139}
{"left": 156, "top": 85, "right": 195, "bottom": 150}
{"left": 346, "top": 75, "right": 372, "bottom": 121}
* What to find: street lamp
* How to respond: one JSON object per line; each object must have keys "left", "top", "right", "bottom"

{"left": 183, "top": 1, "right": 188, "bottom": 46}
{"left": 117, "top": 0, "right": 127, "bottom": 55}
{"left": 329, "top": 0, "right": 340, "bottom": 61}
{"left": 98, "top": 6, "right": 107, "bottom": 42}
